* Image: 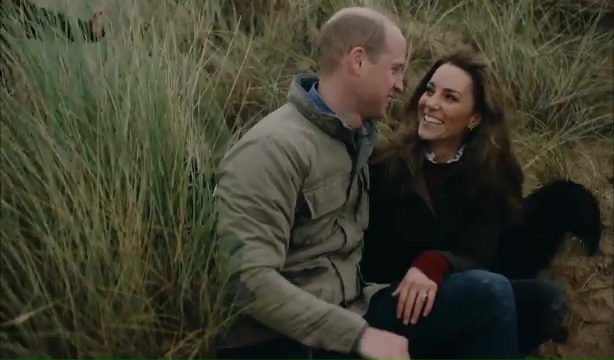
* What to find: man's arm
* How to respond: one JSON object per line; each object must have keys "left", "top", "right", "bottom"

{"left": 6, "top": 0, "right": 103, "bottom": 42}
{"left": 215, "top": 134, "right": 368, "bottom": 354}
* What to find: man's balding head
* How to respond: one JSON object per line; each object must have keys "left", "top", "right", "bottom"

{"left": 314, "top": 6, "right": 407, "bottom": 123}
{"left": 327, "top": 6, "right": 395, "bottom": 22}
{"left": 317, "top": 6, "right": 403, "bottom": 75}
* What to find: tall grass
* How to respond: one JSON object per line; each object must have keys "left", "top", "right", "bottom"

{"left": 1, "top": 3, "right": 238, "bottom": 358}
{"left": 1, "top": 0, "right": 612, "bottom": 358}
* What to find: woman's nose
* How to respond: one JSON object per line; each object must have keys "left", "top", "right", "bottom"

{"left": 425, "top": 97, "right": 440, "bottom": 110}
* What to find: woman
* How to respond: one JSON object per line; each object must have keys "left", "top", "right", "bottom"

{"left": 361, "top": 46, "right": 568, "bottom": 358}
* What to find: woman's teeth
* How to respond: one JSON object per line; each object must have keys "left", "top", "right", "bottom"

{"left": 424, "top": 115, "right": 443, "bottom": 125}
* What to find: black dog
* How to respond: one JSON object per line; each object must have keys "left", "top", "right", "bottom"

{"left": 491, "top": 179, "right": 603, "bottom": 280}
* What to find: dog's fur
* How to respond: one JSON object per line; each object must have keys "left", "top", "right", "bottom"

{"left": 491, "top": 179, "right": 603, "bottom": 280}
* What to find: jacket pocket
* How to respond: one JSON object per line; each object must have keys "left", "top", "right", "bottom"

{"left": 291, "top": 175, "right": 348, "bottom": 247}
{"left": 302, "top": 175, "right": 348, "bottom": 219}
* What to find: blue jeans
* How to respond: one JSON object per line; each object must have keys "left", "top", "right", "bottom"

{"left": 217, "top": 270, "right": 567, "bottom": 359}
{"left": 364, "top": 269, "right": 519, "bottom": 359}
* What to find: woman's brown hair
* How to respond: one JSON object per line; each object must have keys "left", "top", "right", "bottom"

{"left": 374, "top": 45, "right": 524, "bottom": 223}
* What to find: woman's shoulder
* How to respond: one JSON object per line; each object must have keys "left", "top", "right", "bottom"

{"left": 368, "top": 155, "right": 417, "bottom": 202}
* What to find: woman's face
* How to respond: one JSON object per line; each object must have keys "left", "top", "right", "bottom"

{"left": 417, "top": 63, "right": 481, "bottom": 144}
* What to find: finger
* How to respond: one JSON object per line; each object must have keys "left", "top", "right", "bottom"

{"left": 392, "top": 282, "right": 402, "bottom": 297}
{"left": 395, "top": 282, "right": 409, "bottom": 318}
{"left": 392, "top": 276, "right": 408, "bottom": 297}
{"left": 410, "top": 290, "right": 425, "bottom": 324}
{"left": 423, "top": 288, "right": 437, "bottom": 317}
{"left": 402, "top": 288, "right": 418, "bottom": 325}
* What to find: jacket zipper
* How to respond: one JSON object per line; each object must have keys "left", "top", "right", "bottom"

{"left": 328, "top": 256, "right": 348, "bottom": 307}
{"left": 330, "top": 171, "right": 361, "bottom": 308}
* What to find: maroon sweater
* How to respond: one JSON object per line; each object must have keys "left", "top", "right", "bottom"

{"left": 410, "top": 162, "right": 453, "bottom": 286}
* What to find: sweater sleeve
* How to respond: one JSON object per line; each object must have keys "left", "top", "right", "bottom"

{"left": 411, "top": 250, "right": 451, "bottom": 286}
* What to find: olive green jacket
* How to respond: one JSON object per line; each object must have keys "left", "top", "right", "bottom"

{"left": 214, "top": 73, "right": 387, "bottom": 353}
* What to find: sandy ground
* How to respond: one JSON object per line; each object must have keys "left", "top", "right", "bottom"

{"left": 532, "top": 138, "right": 614, "bottom": 359}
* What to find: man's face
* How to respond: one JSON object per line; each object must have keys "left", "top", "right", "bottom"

{"left": 353, "top": 25, "right": 408, "bottom": 120}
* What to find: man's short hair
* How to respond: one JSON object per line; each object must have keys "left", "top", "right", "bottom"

{"left": 317, "top": 7, "right": 400, "bottom": 75}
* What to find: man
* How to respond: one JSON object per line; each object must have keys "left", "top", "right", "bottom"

{"left": 214, "top": 6, "right": 409, "bottom": 359}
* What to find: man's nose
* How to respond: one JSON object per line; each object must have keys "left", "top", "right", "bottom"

{"left": 394, "top": 79, "right": 404, "bottom": 92}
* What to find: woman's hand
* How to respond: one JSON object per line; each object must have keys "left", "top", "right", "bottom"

{"left": 392, "top": 266, "right": 438, "bottom": 325}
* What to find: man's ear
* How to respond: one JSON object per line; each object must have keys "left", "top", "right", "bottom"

{"left": 347, "top": 46, "right": 367, "bottom": 75}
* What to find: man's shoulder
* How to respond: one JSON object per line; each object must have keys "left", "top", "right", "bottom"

{"left": 258, "top": 102, "right": 320, "bottom": 132}
{"left": 221, "top": 103, "right": 319, "bottom": 171}
{"left": 237, "top": 103, "right": 324, "bottom": 152}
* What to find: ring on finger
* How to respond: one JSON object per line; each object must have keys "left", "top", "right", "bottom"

{"left": 419, "top": 291, "right": 428, "bottom": 301}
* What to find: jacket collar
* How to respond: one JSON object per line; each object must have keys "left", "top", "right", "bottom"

{"left": 287, "top": 73, "right": 379, "bottom": 170}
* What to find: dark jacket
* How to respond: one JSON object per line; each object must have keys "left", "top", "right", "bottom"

{"left": 361, "top": 156, "right": 514, "bottom": 284}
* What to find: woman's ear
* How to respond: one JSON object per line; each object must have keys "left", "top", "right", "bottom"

{"left": 468, "top": 114, "right": 481, "bottom": 130}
